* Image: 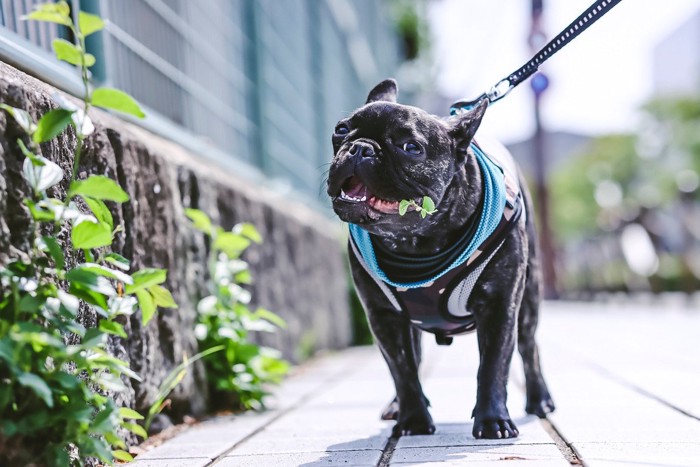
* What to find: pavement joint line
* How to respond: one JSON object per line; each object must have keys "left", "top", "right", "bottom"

{"left": 203, "top": 353, "right": 384, "bottom": 466}
{"left": 584, "top": 360, "right": 700, "bottom": 424}
{"left": 376, "top": 435, "right": 400, "bottom": 467}
{"left": 509, "top": 369, "right": 583, "bottom": 465}
{"left": 540, "top": 417, "right": 585, "bottom": 466}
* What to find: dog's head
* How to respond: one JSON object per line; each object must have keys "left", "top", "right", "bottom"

{"left": 327, "top": 79, "right": 487, "bottom": 235}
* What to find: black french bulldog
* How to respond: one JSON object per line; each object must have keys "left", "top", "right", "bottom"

{"left": 327, "top": 79, "right": 555, "bottom": 439}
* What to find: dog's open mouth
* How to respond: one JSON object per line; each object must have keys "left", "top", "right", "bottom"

{"left": 337, "top": 176, "right": 403, "bottom": 214}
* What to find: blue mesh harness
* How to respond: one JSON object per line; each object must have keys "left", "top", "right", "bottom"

{"left": 348, "top": 142, "right": 524, "bottom": 345}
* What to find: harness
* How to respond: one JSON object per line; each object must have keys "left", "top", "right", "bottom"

{"left": 349, "top": 139, "right": 524, "bottom": 345}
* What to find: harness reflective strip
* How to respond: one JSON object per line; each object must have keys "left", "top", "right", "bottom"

{"left": 349, "top": 238, "right": 402, "bottom": 312}
{"left": 445, "top": 241, "right": 503, "bottom": 318}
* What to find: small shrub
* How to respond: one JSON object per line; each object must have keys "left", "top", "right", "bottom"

{"left": 186, "top": 209, "right": 289, "bottom": 410}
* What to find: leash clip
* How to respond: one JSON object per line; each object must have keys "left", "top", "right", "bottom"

{"left": 486, "top": 78, "right": 514, "bottom": 103}
{"left": 449, "top": 78, "right": 514, "bottom": 115}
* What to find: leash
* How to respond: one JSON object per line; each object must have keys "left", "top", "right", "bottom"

{"left": 450, "top": 0, "right": 624, "bottom": 115}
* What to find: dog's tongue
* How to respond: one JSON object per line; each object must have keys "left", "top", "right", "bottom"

{"left": 341, "top": 175, "right": 400, "bottom": 213}
{"left": 343, "top": 176, "right": 367, "bottom": 198}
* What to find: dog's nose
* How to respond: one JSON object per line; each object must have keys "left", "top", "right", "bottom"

{"left": 349, "top": 142, "right": 376, "bottom": 158}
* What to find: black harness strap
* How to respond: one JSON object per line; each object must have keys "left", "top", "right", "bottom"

{"left": 451, "top": 0, "right": 624, "bottom": 113}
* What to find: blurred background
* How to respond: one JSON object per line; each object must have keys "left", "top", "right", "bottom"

{"left": 3, "top": 0, "right": 700, "bottom": 300}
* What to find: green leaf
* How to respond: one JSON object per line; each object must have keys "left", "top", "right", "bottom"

{"left": 42, "top": 236, "right": 65, "bottom": 270}
{"left": 399, "top": 199, "right": 410, "bottom": 216}
{"left": 69, "top": 175, "right": 129, "bottom": 202}
{"left": 422, "top": 196, "right": 436, "bottom": 213}
{"left": 234, "top": 222, "right": 262, "bottom": 244}
{"left": 66, "top": 268, "right": 116, "bottom": 297}
{"left": 112, "top": 450, "right": 133, "bottom": 462}
{"left": 149, "top": 285, "right": 177, "bottom": 308}
{"left": 52, "top": 38, "right": 95, "bottom": 67}
{"left": 22, "top": 154, "right": 64, "bottom": 192}
{"left": 82, "top": 196, "right": 113, "bottom": 230}
{"left": 420, "top": 209, "right": 427, "bottom": 219}
{"left": 119, "top": 407, "right": 144, "bottom": 420}
{"left": 71, "top": 219, "right": 112, "bottom": 249}
{"left": 122, "top": 421, "right": 148, "bottom": 439}
{"left": 214, "top": 232, "right": 250, "bottom": 257}
{"left": 17, "top": 373, "right": 53, "bottom": 407}
{"left": 79, "top": 11, "right": 105, "bottom": 36}
{"left": 135, "top": 289, "right": 156, "bottom": 325}
{"left": 255, "top": 308, "right": 287, "bottom": 329}
{"left": 33, "top": 108, "right": 73, "bottom": 144}
{"left": 23, "top": 9, "right": 71, "bottom": 27}
{"left": 98, "top": 320, "right": 127, "bottom": 339}
{"left": 79, "top": 263, "right": 133, "bottom": 284}
{"left": 105, "top": 253, "right": 130, "bottom": 271}
{"left": 0, "top": 104, "right": 36, "bottom": 134}
{"left": 185, "top": 208, "right": 212, "bottom": 235}
{"left": 25, "top": 199, "right": 56, "bottom": 222}
{"left": 92, "top": 87, "right": 145, "bottom": 118}
{"left": 126, "top": 268, "right": 167, "bottom": 294}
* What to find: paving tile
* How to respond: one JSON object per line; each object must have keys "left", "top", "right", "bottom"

{"left": 264, "top": 406, "right": 391, "bottom": 435}
{"left": 390, "top": 443, "right": 567, "bottom": 464}
{"left": 574, "top": 442, "right": 700, "bottom": 467}
{"left": 217, "top": 449, "right": 382, "bottom": 467}
{"left": 134, "top": 442, "right": 228, "bottom": 460}
{"left": 390, "top": 460, "right": 570, "bottom": 467}
{"left": 231, "top": 430, "right": 388, "bottom": 455}
{"left": 131, "top": 459, "right": 210, "bottom": 467}
{"left": 396, "top": 416, "right": 554, "bottom": 449}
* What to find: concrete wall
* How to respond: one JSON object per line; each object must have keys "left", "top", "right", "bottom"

{"left": 0, "top": 62, "right": 350, "bottom": 420}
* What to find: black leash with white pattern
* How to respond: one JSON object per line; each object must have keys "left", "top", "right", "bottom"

{"left": 450, "top": 0, "right": 624, "bottom": 114}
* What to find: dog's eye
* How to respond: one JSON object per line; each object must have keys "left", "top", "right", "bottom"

{"left": 402, "top": 141, "right": 422, "bottom": 155}
{"left": 335, "top": 124, "right": 350, "bottom": 136}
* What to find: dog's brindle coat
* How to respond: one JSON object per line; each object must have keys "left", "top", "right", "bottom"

{"left": 327, "top": 79, "right": 555, "bottom": 439}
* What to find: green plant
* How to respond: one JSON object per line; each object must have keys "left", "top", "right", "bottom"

{"left": 144, "top": 345, "right": 224, "bottom": 432}
{"left": 399, "top": 196, "right": 437, "bottom": 218}
{"left": 185, "top": 209, "right": 289, "bottom": 411}
{"left": 0, "top": 3, "right": 173, "bottom": 465}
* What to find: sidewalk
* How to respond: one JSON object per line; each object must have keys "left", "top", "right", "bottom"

{"left": 131, "top": 301, "right": 700, "bottom": 466}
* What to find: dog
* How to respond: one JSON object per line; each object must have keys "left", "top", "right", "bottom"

{"left": 327, "top": 79, "right": 555, "bottom": 439}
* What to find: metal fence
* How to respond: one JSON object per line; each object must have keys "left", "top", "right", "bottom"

{"left": 0, "top": 0, "right": 400, "bottom": 207}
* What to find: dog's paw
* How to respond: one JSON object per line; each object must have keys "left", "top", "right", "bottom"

{"left": 392, "top": 417, "right": 436, "bottom": 437}
{"left": 381, "top": 398, "right": 399, "bottom": 421}
{"left": 526, "top": 395, "right": 556, "bottom": 418}
{"left": 472, "top": 418, "right": 519, "bottom": 439}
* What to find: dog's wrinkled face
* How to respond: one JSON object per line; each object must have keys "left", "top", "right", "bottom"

{"left": 327, "top": 79, "right": 486, "bottom": 235}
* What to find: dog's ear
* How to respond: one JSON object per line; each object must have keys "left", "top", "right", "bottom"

{"left": 449, "top": 99, "right": 488, "bottom": 157}
{"left": 366, "top": 79, "right": 398, "bottom": 104}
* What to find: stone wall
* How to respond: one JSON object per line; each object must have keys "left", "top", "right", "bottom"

{"left": 0, "top": 62, "right": 351, "bottom": 419}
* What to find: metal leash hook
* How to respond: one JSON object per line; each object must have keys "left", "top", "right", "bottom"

{"left": 450, "top": 78, "right": 515, "bottom": 115}
{"left": 449, "top": 0, "right": 623, "bottom": 116}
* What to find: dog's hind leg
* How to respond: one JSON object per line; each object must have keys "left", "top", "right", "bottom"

{"left": 518, "top": 201, "right": 555, "bottom": 417}
{"left": 380, "top": 326, "right": 425, "bottom": 421}
{"left": 518, "top": 273, "right": 555, "bottom": 417}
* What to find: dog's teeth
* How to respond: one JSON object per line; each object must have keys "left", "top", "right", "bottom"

{"left": 341, "top": 189, "right": 348, "bottom": 199}
{"left": 360, "top": 195, "right": 367, "bottom": 201}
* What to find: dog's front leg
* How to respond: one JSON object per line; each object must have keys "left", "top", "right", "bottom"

{"left": 470, "top": 244, "right": 527, "bottom": 439}
{"left": 471, "top": 304, "right": 519, "bottom": 439}
{"left": 367, "top": 307, "right": 435, "bottom": 436}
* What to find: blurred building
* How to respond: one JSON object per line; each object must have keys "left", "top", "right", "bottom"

{"left": 0, "top": 0, "right": 400, "bottom": 207}
{"left": 653, "top": 8, "right": 700, "bottom": 96}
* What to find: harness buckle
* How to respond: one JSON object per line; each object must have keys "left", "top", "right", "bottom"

{"left": 435, "top": 334, "right": 454, "bottom": 346}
